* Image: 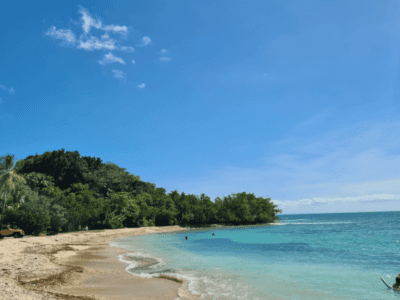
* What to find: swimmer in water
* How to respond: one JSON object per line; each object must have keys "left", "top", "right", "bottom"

{"left": 393, "top": 273, "right": 400, "bottom": 290}
{"left": 212, "top": 233, "right": 215, "bottom": 236}
{"left": 185, "top": 236, "right": 188, "bottom": 240}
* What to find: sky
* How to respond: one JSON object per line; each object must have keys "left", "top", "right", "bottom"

{"left": 1, "top": 0, "right": 400, "bottom": 214}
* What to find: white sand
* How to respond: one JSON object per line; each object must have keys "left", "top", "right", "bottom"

{"left": 0, "top": 226, "right": 199, "bottom": 300}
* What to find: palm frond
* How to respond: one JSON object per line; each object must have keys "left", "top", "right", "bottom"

{"left": 12, "top": 171, "right": 26, "bottom": 183}
{"left": 0, "top": 174, "right": 12, "bottom": 194}
{"left": 0, "top": 154, "right": 15, "bottom": 171}
{"left": 0, "top": 173, "right": 10, "bottom": 185}
{"left": 0, "top": 154, "right": 25, "bottom": 227}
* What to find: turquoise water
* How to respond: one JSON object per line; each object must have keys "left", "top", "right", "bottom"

{"left": 109, "top": 211, "right": 400, "bottom": 299}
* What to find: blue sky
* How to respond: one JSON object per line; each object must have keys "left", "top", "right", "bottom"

{"left": 1, "top": 1, "right": 400, "bottom": 214}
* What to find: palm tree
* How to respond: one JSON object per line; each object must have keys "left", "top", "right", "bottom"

{"left": 0, "top": 154, "right": 26, "bottom": 228}
{"left": 0, "top": 187, "right": 27, "bottom": 207}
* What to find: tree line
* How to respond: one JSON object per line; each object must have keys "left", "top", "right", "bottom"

{"left": 0, "top": 149, "right": 282, "bottom": 236}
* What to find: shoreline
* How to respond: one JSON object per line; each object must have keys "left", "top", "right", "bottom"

{"left": 0, "top": 226, "right": 200, "bottom": 300}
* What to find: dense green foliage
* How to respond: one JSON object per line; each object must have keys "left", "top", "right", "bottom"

{"left": 0, "top": 149, "right": 282, "bottom": 235}
{"left": 0, "top": 154, "right": 27, "bottom": 229}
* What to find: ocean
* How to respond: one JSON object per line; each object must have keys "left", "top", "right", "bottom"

{"left": 109, "top": 211, "right": 400, "bottom": 299}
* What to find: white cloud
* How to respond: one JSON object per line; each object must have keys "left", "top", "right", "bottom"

{"left": 273, "top": 193, "right": 400, "bottom": 209}
{"left": 98, "top": 52, "right": 126, "bottom": 65}
{"left": 78, "top": 7, "right": 102, "bottom": 34}
{"left": 131, "top": 60, "right": 135, "bottom": 64}
{"left": 45, "top": 26, "right": 76, "bottom": 44}
{"left": 77, "top": 35, "right": 116, "bottom": 51}
{"left": 153, "top": 112, "right": 400, "bottom": 214}
{"left": 9, "top": 87, "right": 14, "bottom": 94}
{"left": 120, "top": 46, "right": 134, "bottom": 53}
{"left": 78, "top": 7, "right": 128, "bottom": 35}
{"left": 77, "top": 36, "right": 132, "bottom": 52}
{"left": 158, "top": 49, "right": 171, "bottom": 62}
{"left": 137, "top": 83, "right": 145, "bottom": 89}
{"left": 137, "top": 36, "right": 151, "bottom": 47}
{"left": 45, "top": 7, "right": 149, "bottom": 81}
{"left": 103, "top": 25, "right": 128, "bottom": 33}
{"left": 112, "top": 69, "right": 125, "bottom": 80}
{"left": 47, "top": 8, "right": 134, "bottom": 53}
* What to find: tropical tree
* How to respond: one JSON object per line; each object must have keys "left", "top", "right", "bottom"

{"left": 23, "top": 172, "right": 55, "bottom": 194}
{"left": 102, "top": 192, "right": 141, "bottom": 229}
{"left": 3, "top": 149, "right": 283, "bottom": 234}
{"left": 0, "top": 154, "right": 27, "bottom": 228}
{"left": 2, "top": 187, "right": 25, "bottom": 208}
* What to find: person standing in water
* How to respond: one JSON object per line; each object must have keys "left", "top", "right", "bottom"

{"left": 392, "top": 273, "right": 400, "bottom": 289}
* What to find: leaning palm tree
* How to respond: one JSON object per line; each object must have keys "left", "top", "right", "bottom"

{"left": 0, "top": 185, "right": 27, "bottom": 208}
{"left": 0, "top": 154, "right": 26, "bottom": 228}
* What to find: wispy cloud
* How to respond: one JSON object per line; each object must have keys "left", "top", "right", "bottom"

{"left": 98, "top": 52, "right": 126, "bottom": 65}
{"left": 0, "top": 85, "right": 15, "bottom": 94}
{"left": 46, "top": 6, "right": 149, "bottom": 82}
{"left": 78, "top": 6, "right": 128, "bottom": 35}
{"left": 77, "top": 35, "right": 117, "bottom": 51}
{"left": 47, "top": 7, "right": 133, "bottom": 52}
{"left": 45, "top": 26, "right": 76, "bottom": 44}
{"left": 78, "top": 7, "right": 102, "bottom": 34}
{"left": 131, "top": 60, "right": 135, "bottom": 64}
{"left": 78, "top": 7, "right": 128, "bottom": 35}
{"left": 103, "top": 25, "right": 128, "bottom": 33}
{"left": 159, "top": 57, "right": 172, "bottom": 62}
{"left": 154, "top": 112, "right": 400, "bottom": 213}
{"left": 120, "top": 46, "right": 134, "bottom": 53}
{"left": 137, "top": 36, "right": 151, "bottom": 47}
{"left": 158, "top": 49, "right": 171, "bottom": 62}
{"left": 112, "top": 69, "right": 126, "bottom": 80}
{"left": 137, "top": 83, "right": 145, "bottom": 89}
{"left": 273, "top": 193, "right": 400, "bottom": 209}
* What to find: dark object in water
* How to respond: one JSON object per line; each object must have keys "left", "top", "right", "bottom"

{"left": 212, "top": 233, "right": 215, "bottom": 236}
{"left": 185, "top": 236, "right": 188, "bottom": 240}
{"left": 381, "top": 278, "right": 397, "bottom": 291}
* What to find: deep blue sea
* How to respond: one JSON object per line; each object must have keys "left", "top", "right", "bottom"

{"left": 109, "top": 211, "right": 400, "bottom": 299}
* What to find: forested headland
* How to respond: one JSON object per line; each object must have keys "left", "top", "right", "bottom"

{"left": 0, "top": 149, "right": 282, "bottom": 236}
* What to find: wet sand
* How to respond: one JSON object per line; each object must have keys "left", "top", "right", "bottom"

{"left": 0, "top": 226, "right": 200, "bottom": 300}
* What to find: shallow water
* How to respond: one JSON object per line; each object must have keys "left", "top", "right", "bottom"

{"left": 109, "top": 211, "right": 400, "bottom": 299}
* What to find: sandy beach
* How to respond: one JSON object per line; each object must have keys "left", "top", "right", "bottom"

{"left": 0, "top": 226, "right": 200, "bottom": 300}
